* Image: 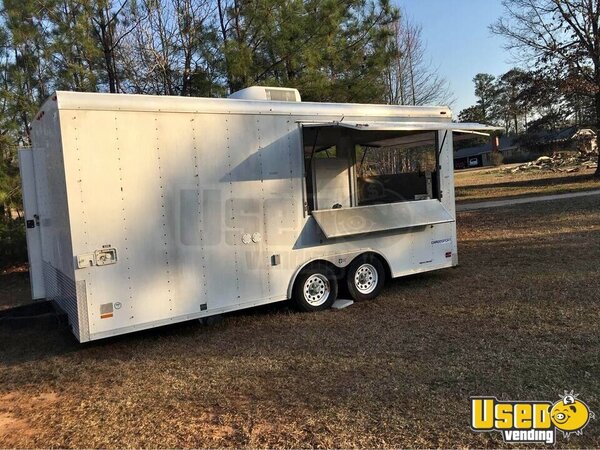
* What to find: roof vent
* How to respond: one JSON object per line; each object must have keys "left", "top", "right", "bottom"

{"left": 228, "top": 86, "right": 301, "bottom": 102}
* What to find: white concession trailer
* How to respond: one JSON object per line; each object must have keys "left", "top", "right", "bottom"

{"left": 19, "top": 86, "right": 499, "bottom": 342}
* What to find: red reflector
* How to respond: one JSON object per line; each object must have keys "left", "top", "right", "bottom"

{"left": 445, "top": 251, "right": 452, "bottom": 258}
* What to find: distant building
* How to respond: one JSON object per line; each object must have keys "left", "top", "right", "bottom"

{"left": 519, "top": 126, "right": 597, "bottom": 154}
{"left": 453, "top": 136, "right": 519, "bottom": 169}
{"left": 454, "top": 127, "right": 597, "bottom": 169}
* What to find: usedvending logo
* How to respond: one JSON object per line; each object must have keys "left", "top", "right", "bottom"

{"left": 471, "top": 391, "right": 595, "bottom": 444}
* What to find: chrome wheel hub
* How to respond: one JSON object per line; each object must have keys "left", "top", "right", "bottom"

{"left": 303, "top": 274, "right": 330, "bottom": 306}
{"left": 354, "top": 263, "right": 378, "bottom": 294}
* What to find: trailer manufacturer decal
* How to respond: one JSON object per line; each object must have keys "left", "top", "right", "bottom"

{"left": 431, "top": 238, "right": 452, "bottom": 245}
{"left": 471, "top": 391, "right": 595, "bottom": 444}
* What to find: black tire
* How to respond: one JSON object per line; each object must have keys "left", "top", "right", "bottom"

{"left": 292, "top": 264, "right": 338, "bottom": 312}
{"left": 346, "top": 254, "right": 386, "bottom": 301}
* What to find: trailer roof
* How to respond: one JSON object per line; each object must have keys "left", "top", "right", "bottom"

{"left": 44, "top": 91, "right": 453, "bottom": 120}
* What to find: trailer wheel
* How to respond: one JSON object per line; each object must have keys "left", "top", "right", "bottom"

{"left": 292, "top": 264, "right": 338, "bottom": 312}
{"left": 346, "top": 254, "right": 385, "bottom": 301}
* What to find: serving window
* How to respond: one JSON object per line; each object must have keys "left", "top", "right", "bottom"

{"left": 356, "top": 136, "right": 438, "bottom": 206}
{"left": 300, "top": 120, "right": 501, "bottom": 238}
{"left": 302, "top": 124, "right": 440, "bottom": 214}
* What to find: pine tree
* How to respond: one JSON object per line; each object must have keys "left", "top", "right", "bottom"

{"left": 216, "top": 0, "right": 399, "bottom": 102}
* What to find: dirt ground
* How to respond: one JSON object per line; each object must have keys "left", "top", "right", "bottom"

{"left": 1, "top": 195, "right": 600, "bottom": 448}
{"left": 455, "top": 166, "right": 600, "bottom": 202}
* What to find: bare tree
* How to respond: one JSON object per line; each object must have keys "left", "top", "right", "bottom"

{"left": 118, "top": 0, "right": 214, "bottom": 96}
{"left": 385, "top": 14, "right": 454, "bottom": 106}
{"left": 491, "top": 0, "right": 600, "bottom": 176}
{"left": 88, "top": 0, "right": 132, "bottom": 93}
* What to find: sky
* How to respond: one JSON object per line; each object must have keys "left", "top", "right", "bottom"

{"left": 396, "top": 0, "right": 512, "bottom": 113}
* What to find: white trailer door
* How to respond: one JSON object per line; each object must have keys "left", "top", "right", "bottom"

{"left": 18, "top": 148, "right": 45, "bottom": 299}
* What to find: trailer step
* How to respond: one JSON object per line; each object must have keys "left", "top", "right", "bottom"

{"left": 331, "top": 299, "right": 354, "bottom": 310}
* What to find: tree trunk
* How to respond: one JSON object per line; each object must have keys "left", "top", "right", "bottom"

{"left": 596, "top": 91, "right": 600, "bottom": 177}
{"left": 95, "top": 8, "right": 117, "bottom": 93}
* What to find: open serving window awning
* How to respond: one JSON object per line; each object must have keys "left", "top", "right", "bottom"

{"left": 312, "top": 200, "right": 454, "bottom": 239}
{"left": 302, "top": 120, "right": 503, "bottom": 133}
{"left": 301, "top": 121, "right": 504, "bottom": 150}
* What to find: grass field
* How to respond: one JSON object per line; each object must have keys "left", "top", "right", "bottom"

{"left": 1, "top": 194, "right": 599, "bottom": 448}
{"left": 455, "top": 166, "right": 600, "bottom": 203}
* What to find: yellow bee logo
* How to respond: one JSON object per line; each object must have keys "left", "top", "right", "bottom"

{"left": 550, "top": 391, "right": 595, "bottom": 437}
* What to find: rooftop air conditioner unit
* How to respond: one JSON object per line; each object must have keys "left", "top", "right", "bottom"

{"left": 228, "top": 86, "right": 301, "bottom": 102}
